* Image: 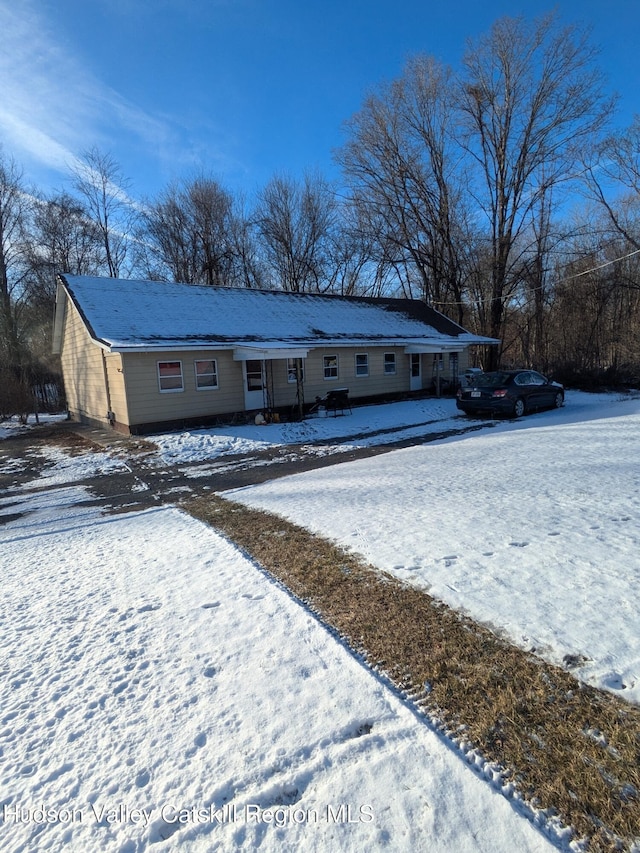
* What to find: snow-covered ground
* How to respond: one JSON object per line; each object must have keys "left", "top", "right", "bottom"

{"left": 1, "top": 391, "right": 638, "bottom": 851}
{"left": 225, "top": 392, "right": 640, "bottom": 706}
{"left": 0, "top": 497, "right": 560, "bottom": 852}
{"left": 0, "top": 413, "right": 67, "bottom": 441}
{"left": 147, "top": 397, "right": 463, "bottom": 463}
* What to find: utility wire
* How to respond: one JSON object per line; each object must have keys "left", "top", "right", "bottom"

{"left": 430, "top": 245, "right": 640, "bottom": 309}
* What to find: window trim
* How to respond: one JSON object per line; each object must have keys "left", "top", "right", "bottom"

{"left": 355, "top": 352, "right": 369, "bottom": 377}
{"left": 287, "top": 358, "right": 305, "bottom": 384}
{"left": 323, "top": 354, "right": 339, "bottom": 380}
{"left": 157, "top": 360, "right": 184, "bottom": 393}
{"left": 194, "top": 358, "right": 219, "bottom": 391}
{"left": 383, "top": 352, "right": 396, "bottom": 375}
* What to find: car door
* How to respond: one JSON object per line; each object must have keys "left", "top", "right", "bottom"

{"left": 529, "top": 371, "right": 553, "bottom": 408}
{"left": 513, "top": 371, "right": 535, "bottom": 408}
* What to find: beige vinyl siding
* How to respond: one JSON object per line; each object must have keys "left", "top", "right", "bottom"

{"left": 59, "top": 302, "right": 110, "bottom": 423}
{"left": 307, "top": 346, "right": 409, "bottom": 397}
{"left": 268, "top": 347, "right": 411, "bottom": 404}
{"left": 121, "top": 350, "right": 244, "bottom": 425}
{"left": 104, "top": 353, "right": 129, "bottom": 424}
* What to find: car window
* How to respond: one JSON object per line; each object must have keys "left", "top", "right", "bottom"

{"left": 514, "top": 372, "right": 531, "bottom": 386}
{"left": 529, "top": 372, "right": 547, "bottom": 386}
{"left": 476, "top": 372, "right": 511, "bottom": 387}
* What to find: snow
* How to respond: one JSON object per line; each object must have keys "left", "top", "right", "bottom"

{"left": 60, "top": 275, "right": 486, "bottom": 351}
{"left": 150, "top": 397, "right": 464, "bottom": 463}
{"left": 225, "top": 392, "right": 640, "bottom": 705}
{"left": 0, "top": 497, "right": 559, "bottom": 852}
{"left": 2, "top": 390, "right": 638, "bottom": 851}
{"left": 0, "top": 414, "right": 67, "bottom": 441}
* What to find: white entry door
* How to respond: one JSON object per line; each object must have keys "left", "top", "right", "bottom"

{"left": 410, "top": 353, "right": 422, "bottom": 391}
{"left": 243, "top": 359, "right": 265, "bottom": 409}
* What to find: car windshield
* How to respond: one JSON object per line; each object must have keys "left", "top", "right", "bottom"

{"left": 471, "top": 371, "right": 512, "bottom": 387}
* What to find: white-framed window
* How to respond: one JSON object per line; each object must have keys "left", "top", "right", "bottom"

{"left": 355, "top": 353, "right": 369, "bottom": 377}
{"left": 287, "top": 358, "right": 305, "bottom": 383}
{"left": 157, "top": 360, "right": 184, "bottom": 393}
{"left": 384, "top": 352, "right": 396, "bottom": 375}
{"left": 323, "top": 354, "right": 338, "bottom": 380}
{"left": 194, "top": 359, "right": 218, "bottom": 390}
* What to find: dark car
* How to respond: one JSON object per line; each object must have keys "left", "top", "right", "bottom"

{"left": 456, "top": 370, "right": 564, "bottom": 418}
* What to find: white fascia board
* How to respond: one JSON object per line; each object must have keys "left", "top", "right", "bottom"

{"left": 104, "top": 335, "right": 498, "bottom": 355}
{"left": 106, "top": 343, "right": 238, "bottom": 354}
{"left": 404, "top": 343, "right": 464, "bottom": 354}
{"left": 459, "top": 334, "right": 501, "bottom": 345}
{"left": 233, "top": 346, "right": 310, "bottom": 361}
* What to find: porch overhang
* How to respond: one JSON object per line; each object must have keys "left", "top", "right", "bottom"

{"left": 233, "top": 345, "right": 310, "bottom": 361}
{"left": 404, "top": 343, "right": 464, "bottom": 354}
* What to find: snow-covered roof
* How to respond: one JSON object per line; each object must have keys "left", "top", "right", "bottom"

{"left": 54, "top": 274, "right": 497, "bottom": 353}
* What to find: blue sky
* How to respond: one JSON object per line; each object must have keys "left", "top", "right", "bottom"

{"left": 1, "top": 0, "right": 638, "bottom": 201}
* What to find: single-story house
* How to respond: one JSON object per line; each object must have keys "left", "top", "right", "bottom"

{"left": 52, "top": 274, "right": 498, "bottom": 434}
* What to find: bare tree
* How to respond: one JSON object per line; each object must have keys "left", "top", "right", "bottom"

{"left": 143, "top": 175, "right": 238, "bottom": 286}
{"left": 73, "top": 148, "right": 136, "bottom": 277}
{"left": 338, "top": 56, "right": 470, "bottom": 321}
{"left": 0, "top": 152, "right": 30, "bottom": 365}
{"left": 0, "top": 151, "right": 38, "bottom": 418}
{"left": 255, "top": 172, "right": 337, "bottom": 292}
{"left": 226, "top": 196, "right": 266, "bottom": 289}
{"left": 459, "top": 13, "right": 613, "bottom": 366}
{"left": 582, "top": 117, "right": 640, "bottom": 258}
{"left": 26, "top": 192, "right": 102, "bottom": 307}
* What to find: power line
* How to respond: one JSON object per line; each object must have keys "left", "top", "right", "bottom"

{"left": 431, "top": 245, "right": 640, "bottom": 308}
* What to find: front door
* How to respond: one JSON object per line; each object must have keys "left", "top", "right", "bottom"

{"left": 410, "top": 354, "right": 421, "bottom": 391}
{"left": 243, "top": 359, "right": 265, "bottom": 410}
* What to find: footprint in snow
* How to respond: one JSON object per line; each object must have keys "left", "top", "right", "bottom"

{"left": 135, "top": 769, "right": 150, "bottom": 788}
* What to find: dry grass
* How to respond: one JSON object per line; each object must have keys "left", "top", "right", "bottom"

{"left": 185, "top": 494, "right": 640, "bottom": 851}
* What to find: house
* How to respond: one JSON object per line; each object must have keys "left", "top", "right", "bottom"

{"left": 52, "top": 274, "right": 498, "bottom": 434}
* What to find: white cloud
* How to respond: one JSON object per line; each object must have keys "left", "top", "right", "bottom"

{"left": 0, "top": 0, "right": 172, "bottom": 184}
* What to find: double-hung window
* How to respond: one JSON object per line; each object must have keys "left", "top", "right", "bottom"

{"left": 355, "top": 353, "right": 369, "bottom": 377}
{"left": 323, "top": 354, "right": 338, "bottom": 380}
{"left": 384, "top": 352, "right": 396, "bottom": 375}
{"left": 157, "top": 361, "right": 184, "bottom": 392}
{"left": 195, "top": 359, "right": 218, "bottom": 390}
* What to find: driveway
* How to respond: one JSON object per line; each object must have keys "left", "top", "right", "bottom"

{"left": 0, "top": 410, "right": 492, "bottom": 515}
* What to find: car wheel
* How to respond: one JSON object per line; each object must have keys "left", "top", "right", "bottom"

{"left": 554, "top": 391, "right": 564, "bottom": 408}
{"left": 513, "top": 398, "right": 526, "bottom": 418}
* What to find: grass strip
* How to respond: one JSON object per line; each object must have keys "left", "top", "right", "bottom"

{"left": 184, "top": 494, "right": 640, "bottom": 852}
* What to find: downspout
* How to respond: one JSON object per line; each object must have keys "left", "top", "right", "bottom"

{"left": 101, "top": 349, "right": 115, "bottom": 427}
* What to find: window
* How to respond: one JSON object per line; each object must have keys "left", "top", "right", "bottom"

{"left": 449, "top": 352, "right": 459, "bottom": 386}
{"left": 355, "top": 353, "right": 369, "bottom": 377}
{"left": 384, "top": 352, "right": 396, "bottom": 375}
{"left": 287, "top": 358, "right": 305, "bottom": 383}
{"left": 323, "top": 354, "right": 338, "bottom": 380}
{"left": 245, "top": 359, "right": 264, "bottom": 391}
{"left": 157, "top": 361, "right": 183, "bottom": 392}
{"left": 515, "top": 371, "right": 533, "bottom": 386}
{"left": 529, "top": 371, "right": 547, "bottom": 386}
{"left": 195, "top": 359, "right": 218, "bottom": 390}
